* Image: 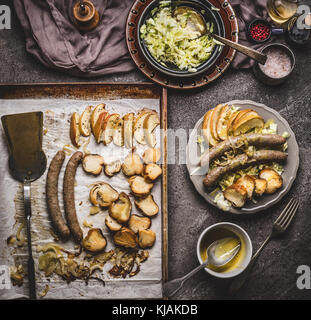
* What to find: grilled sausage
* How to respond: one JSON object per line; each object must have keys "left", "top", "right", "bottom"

{"left": 203, "top": 150, "right": 288, "bottom": 190}
{"left": 200, "top": 134, "right": 286, "bottom": 167}
{"left": 63, "top": 151, "right": 83, "bottom": 242}
{"left": 203, "top": 154, "right": 248, "bottom": 189}
{"left": 46, "top": 150, "right": 70, "bottom": 239}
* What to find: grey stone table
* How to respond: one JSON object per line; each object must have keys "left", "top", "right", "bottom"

{"left": 1, "top": 2, "right": 310, "bottom": 300}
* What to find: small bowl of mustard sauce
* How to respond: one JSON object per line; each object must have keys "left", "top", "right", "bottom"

{"left": 196, "top": 222, "right": 252, "bottom": 279}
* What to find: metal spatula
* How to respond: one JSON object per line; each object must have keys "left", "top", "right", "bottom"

{"left": 1, "top": 112, "right": 47, "bottom": 300}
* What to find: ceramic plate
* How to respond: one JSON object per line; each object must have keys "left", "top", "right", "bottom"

{"left": 186, "top": 100, "right": 299, "bottom": 214}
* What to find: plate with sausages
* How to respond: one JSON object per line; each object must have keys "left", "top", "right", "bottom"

{"left": 186, "top": 100, "right": 299, "bottom": 214}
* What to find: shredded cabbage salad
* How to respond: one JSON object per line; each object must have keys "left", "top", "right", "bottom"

{"left": 140, "top": 4, "right": 217, "bottom": 72}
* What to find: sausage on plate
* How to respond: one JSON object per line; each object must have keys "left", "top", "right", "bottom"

{"left": 200, "top": 133, "right": 286, "bottom": 167}
{"left": 203, "top": 150, "right": 287, "bottom": 190}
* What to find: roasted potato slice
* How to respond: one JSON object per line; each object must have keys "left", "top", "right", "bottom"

{"left": 134, "top": 194, "right": 159, "bottom": 217}
{"left": 109, "top": 192, "right": 132, "bottom": 224}
{"left": 142, "top": 147, "right": 161, "bottom": 164}
{"left": 128, "top": 176, "right": 153, "bottom": 197}
{"left": 128, "top": 215, "right": 151, "bottom": 234}
{"left": 105, "top": 215, "right": 122, "bottom": 232}
{"left": 235, "top": 175, "right": 255, "bottom": 199}
{"left": 82, "top": 154, "right": 105, "bottom": 175}
{"left": 259, "top": 169, "right": 283, "bottom": 194}
{"left": 138, "top": 229, "right": 156, "bottom": 249}
{"left": 89, "top": 183, "right": 119, "bottom": 208}
{"left": 143, "top": 112, "right": 160, "bottom": 147}
{"left": 70, "top": 112, "right": 81, "bottom": 148}
{"left": 223, "top": 184, "right": 247, "bottom": 208}
{"left": 113, "top": 227, "right": 137, "bottom": 248}
{"left": 79, "top": 105, "right": 93, "bottom": 137}
{"left": 104, "top": 160, "right": 121, "bottom": 177}
{"left": 143, "top": 163, "right": 162, "bottom": 182}
{"left": 121, "top": 151, "right": 144, "bottom": 176}
{"left": 82, "top": 228, "right": 107, "bottom": 253}
{"left": 254, "top": 178, "right": 267, "bottom": 196}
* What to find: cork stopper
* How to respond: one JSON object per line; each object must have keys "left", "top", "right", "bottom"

{"left": 73, "top": 0, "right": 100, "bottom": 32}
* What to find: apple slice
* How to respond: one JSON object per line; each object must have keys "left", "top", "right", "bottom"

{"left": 113, "top": 117, "right": 124, "bottom": 147}
{"left": 226, "top": 111, "right": 240, "bottom": 137}
{"left": 123, "top": 113, "right": 135, "bottom": 149}
{"left": 216, "top": 104, "right": 233, "bottom": 141}
{"left": 143, "top": 112, "right": 160, "bottom": 147}
{"left": 91, "top": 103, "right": 105, "bottom": 133}
{"left": 102, "top": 113, "right": 120, "bottom": 145}
{"left": 210, "top": 104, "right": 224, "bottom": 141}
{"left": 93, "top": 111, "right": 108, "bottom": 143}
{"left": 233, "top": 115, "right": 264, "bottom": 136}
{"left": 202, "top": 110, "right": 219, "bottom": 147}
{"left": 79, "top": 105, "right": 93, "bottom": 137}
{"left": 134, "top": 109, "right": 156, "bottom": 145}
{"left": 70, "top": 112, "right": 81, "bottom": 148}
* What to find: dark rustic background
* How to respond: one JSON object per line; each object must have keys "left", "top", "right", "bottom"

{"left": 0, "top": 1, "right": 310, "bottom": 300}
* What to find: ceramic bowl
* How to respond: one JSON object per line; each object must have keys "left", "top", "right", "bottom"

{"left": 137, "top": 0, "right": 225, "bottom": 78}
{"left": 196, "top": 222, "right": 253, "bottom": 279}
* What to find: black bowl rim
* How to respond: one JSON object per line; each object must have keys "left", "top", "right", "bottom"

{"left": 137, "top": 0, "right": 225, "bottom": 78}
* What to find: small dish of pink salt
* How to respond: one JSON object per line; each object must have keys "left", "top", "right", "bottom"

{"left": 253, "top": 43, "right": 295, "bottom": 86}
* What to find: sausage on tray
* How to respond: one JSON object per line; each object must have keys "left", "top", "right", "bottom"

{"left": 203, "top": 150, "right": 288, "bottom": 190}
{"left": 46, "top": 150, "right": 70, "bottom": 239}
{"left": 63, "top": 151, "right": 84, "bottom": 242}
{"left": 200, "top": 133, "right": 286, "bottom": 167}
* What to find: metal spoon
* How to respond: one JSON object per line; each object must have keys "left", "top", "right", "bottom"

{"left": 163, "top": 237, "right": 241, "bottom": 298}
{"left": 174, "top": 7, "right": 267, "bottom": 65}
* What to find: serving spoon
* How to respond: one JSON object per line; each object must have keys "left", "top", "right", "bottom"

{"left": 163, "top": 237, "right": 241, "bottom": 298}
{"left": 174, "top": 7, "right": 267, "bottom": 65}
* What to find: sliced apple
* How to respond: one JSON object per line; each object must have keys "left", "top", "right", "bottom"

{"left": 123, "top": 113, "right": 135, "bottom": 149}
{"left": 102, "top": 113, "right": 120, "bottom": 145}
{"left": 226, "top": 111, "right": 240, "bottom": 137}
{"left": 143, "top": 112, "right": 160, "bottom": 147}
{"left": 70, "top": 112, "right": 81, "bottom": 148}
{"left": 235, "top": 175, "right": 255, "bottom": 199}
{"left": 79, "top": 105, "right": 93, "bottom": 137}
{"left": 113, "top": 117, "right": 124, "bottom": 147}
{"left": 134, "top": 109, "right": 156, "bottom": 145}
{"left": 91, "top": 103, "right": 105, "bottom": 133}
{"left": 202, "top": 110, "right": 219, "bottom": 147}
{"left": 93, "top": 111, "right": 108, "bottom": 143}
{"left": 233, "top": 114, "right": 264, "bottom": 136}
{"left": 210, "top": 104, "right": 224, "bottom": 141}
{"left": 216, "top": 104, "right": 234, "bottom": 141}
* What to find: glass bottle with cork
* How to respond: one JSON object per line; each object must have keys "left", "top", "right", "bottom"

{"left": 267, "top": 0, "right": 299, "bottom": 24}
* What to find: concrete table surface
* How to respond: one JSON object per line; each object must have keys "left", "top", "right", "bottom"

{"left": 0, "top": 2, "right": 310, "bottom": 300}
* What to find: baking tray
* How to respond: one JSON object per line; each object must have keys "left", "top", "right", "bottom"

{"left": 0, "top": 82, "right": 168, "bottom": 297}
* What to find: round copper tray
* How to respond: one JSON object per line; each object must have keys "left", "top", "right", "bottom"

{"left": 126, "top": 0, "right": 239, "bottom": 90}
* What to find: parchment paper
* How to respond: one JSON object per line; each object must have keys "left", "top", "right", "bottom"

{"left": 0, "top": 98, "right": 162, "bottom": 299}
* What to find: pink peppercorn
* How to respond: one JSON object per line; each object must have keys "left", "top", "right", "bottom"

{"left": 250, "top": 22, "right": 271, "bottom": 41}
